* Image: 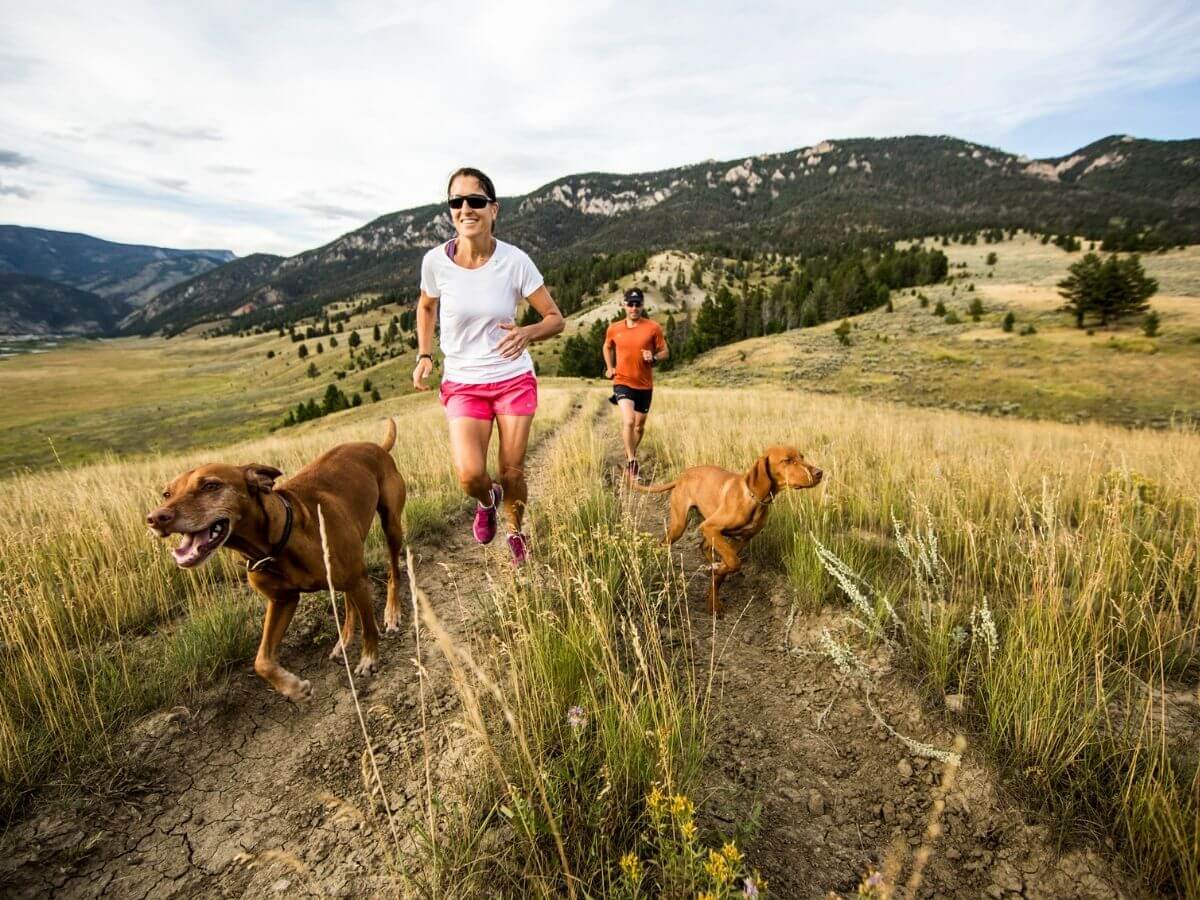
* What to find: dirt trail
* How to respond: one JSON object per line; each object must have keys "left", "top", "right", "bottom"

{"left": 2, "top": 400, "right": 1142, "bottom": 899}
{"left": 617, "top": 441, "right": 1140, "bottom": 899}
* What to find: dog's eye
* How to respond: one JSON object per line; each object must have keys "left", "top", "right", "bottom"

{"left": 162, "top": 490, "right": 171, "bottom": 499}
{"left": 202, "top": 482, "right": 221, "bottom": 492}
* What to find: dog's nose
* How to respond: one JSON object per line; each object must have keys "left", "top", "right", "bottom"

{"left": 147, "top": 508, "right": 174, "bottom": 528}
{"left": 811, "top": 468, "right": 824, "bottom": 483}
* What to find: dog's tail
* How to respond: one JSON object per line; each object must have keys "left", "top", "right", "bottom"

{"left": 379, "top": 417, "right": 397, "bottom": 452}
{"left": 632, "top": 479, "right": 677, "bottom": 494}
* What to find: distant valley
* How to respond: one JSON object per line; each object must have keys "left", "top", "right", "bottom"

{"left": 0, "top": 226, "right": 234, "bottom": 335}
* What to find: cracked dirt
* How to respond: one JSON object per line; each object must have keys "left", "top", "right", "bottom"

{"left": 1, "top": 400, "right": 1143, "bottom": 898}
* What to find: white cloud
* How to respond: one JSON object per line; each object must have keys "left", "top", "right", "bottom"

{"left": 0, "top": 0, "right": 1197, "bottom": 255}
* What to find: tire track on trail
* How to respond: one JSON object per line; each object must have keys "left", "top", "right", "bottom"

{"left": 611, "top": 431, "right": 1140, "bottom": 899}
{"left": 0, "top": 393, "right": 590, "bottom": 900}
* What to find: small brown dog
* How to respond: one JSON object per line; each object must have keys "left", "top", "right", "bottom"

{"left": 635, "top": 445, "right": 822, "bottom": 614}
{"left": 146, "top": 420, "right": 406, "bottom": 702}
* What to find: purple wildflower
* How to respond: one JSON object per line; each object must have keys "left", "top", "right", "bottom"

{"left": 567, "top": 706, "right": 587, "bottom": 729}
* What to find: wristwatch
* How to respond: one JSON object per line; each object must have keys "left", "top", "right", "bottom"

{"left": 417, "top": 353, "right": 433, "bottom": 362}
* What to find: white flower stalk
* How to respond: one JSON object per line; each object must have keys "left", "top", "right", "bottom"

{"left": 970, "top": 597, "right": 1000, "bottom": 662}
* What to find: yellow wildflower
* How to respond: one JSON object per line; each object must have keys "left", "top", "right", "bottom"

{"left": 680, "top": 819, "right": 698, "bottom": 841}
{"left": 697, "top": 893, "right": 716, "bottom": 900}
{"left": 670, "top": 794, "right": 694, "bottom": 819}
{"left": 722, "top": 841, "right": 743, "bottom": 865}
{"left": 619, "top": 852, "right": 641, "bottom": 883}
{"left": 646, "top": 784, "right": 665, "bottom": 812}
{"left": 704, "top": 849, "right": 732, "bottom": 884}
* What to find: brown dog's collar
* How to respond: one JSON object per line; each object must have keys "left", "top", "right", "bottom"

{"left": 747, "top": 487, "right": 775, "bottom": 506}
{"left": 748, "top": 454, "right": 774, "bottom": 506}
{"left": 246, "top": 492, "right": 294, "bottom": 573}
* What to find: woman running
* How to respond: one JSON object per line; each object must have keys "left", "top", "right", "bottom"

{"left": 412, "top": 167, "right": 564, "bottom": 563}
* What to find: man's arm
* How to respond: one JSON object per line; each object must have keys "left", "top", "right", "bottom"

{"left": 653, "top": 325, "right": 669, "bottom": 363}
{"left": 603, "top": 331, "right": 616, "bottom": 377}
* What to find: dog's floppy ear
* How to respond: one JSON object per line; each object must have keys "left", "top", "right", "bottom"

{"left": 746, "top": 453, "right": 773, "bottom": 499}
{"left": 242, "top": 464, "right": 283, "bottom": 495}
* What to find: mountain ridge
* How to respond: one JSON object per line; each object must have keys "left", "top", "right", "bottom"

{"left": 26, "top": 134, "right": 1200, "bottom": 336}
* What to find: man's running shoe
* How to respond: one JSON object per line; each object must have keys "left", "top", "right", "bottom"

{"left": 506, "top": 531, "right": 529, "bottom": 566}
{"left": 626, "top": 459, "right": 640, "bottom": 482}
{"left": 473, "top": 483, "right": 503, "bottom": 544}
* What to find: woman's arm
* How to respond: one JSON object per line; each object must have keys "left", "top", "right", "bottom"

{"left": 496, "top": 285, "right": 565, "bottom": 360}
{"left": 412, "top": 290, "right": 438, "bottom": 390}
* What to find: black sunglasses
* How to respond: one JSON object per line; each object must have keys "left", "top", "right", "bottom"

{"left": 625, "top": 299, "right": 643, "bottom": 307}
{"left": 448, "top": 194, "right": 494, "bottom": 210}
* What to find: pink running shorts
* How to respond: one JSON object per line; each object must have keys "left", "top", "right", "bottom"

{"left": 440, "top": 371, "right": 538, "bottom": 420}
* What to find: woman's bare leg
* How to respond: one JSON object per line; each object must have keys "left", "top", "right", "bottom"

{"left": 495, "top": 414, "right": 534, "bottom": 533}
{"left": 448, "top": 416, "right": 495, "bottom": 503}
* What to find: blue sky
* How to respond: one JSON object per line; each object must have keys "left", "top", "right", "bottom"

{"left": 1, "top": 0, "right": 1198, "bottom": 257}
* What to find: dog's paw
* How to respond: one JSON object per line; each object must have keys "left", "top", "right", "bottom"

{"left": 383, "top": 617, "right": 402, "bottom": 635}
{"left": 284, "top": 679, "right": 314, "bottom": 704}
{"left": 354, "top": 656, "right": 379, "bottom": 678}
{"left": 329, "top": 642, "right": 346, "bottom": 661}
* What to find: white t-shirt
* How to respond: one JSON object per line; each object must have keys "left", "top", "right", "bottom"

{"left": 419, "top": 239, "right": 544, "bottom": 384}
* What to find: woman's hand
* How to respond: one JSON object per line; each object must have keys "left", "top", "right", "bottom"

{"left": 496, "top": 322, "right": 531, "bottom": 360}
{"left": 412, "top": 356, "right": 433, "bottom": 390}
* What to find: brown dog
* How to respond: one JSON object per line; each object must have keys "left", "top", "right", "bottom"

{"left": 635, "top": 445, "right": 822, "bottom": 614}
{"left": 146, "top": 419, "right": 406, "bottom": 702}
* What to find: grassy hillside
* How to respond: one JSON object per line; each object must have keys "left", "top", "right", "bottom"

{"left": 1, "top": 380, "right": 1196, "bottom": 894}
{"left": 677, "top": 234, "right": 1200, "bottom": 428}
{"left": 6, "top": 233, "right": 1197, "bottom": 475}
{"left": 0, "top": 300, "right": 417, "bottom": 473}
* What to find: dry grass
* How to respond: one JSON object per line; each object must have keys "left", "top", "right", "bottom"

{"left": 0, "top": 389, "right": 573, "bottom": 815}
{"left": 388, "top": 395, "right": 760, "bottom": 896}
{"left": 642, "top": 387, "right": 1200, "bottom": 895}
{"left": 678, "top": 234, "right": 1200, "bottom": 429}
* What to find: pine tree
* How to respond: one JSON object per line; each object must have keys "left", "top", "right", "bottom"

{"left": 1058, "top": 253, "right": 1157, "bottom": 327}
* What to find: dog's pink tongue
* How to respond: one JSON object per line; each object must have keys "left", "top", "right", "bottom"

{"left": 173, "top": 531, "right": 199, "bottom": 562}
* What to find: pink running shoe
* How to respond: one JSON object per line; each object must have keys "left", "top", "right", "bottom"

{"left": 506, "top": 531, "right": 529, "bottom": 566}
{"left": 473, "top": 483, "right": 503, "bottom": 544}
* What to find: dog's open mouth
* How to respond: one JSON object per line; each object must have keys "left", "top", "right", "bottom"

{"left": 173, "top": 518, "right": 230, "bottom": 568}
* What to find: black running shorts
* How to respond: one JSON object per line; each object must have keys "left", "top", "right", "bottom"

{"left": 609, "top": 384, "right": 653, "bottom": 414}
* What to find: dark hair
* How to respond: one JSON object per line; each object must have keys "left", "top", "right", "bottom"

{"left": 447, "top": 166, "right": 497, "bottom": 235}
{"left": 446, "top": 167, "right": 496, "bottom": 202}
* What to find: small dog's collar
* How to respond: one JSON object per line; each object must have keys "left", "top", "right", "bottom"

{"left": 748, "top": 487, "right": 775, "bottom": 507}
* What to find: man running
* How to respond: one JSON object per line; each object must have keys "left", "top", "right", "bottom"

{"left": 603, "top": 288, "right": 669, "bottom": 481}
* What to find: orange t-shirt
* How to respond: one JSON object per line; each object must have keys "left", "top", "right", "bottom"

{"left": 605, "top": 318, "right": 667, "bottom": 390}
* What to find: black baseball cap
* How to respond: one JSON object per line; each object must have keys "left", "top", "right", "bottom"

{"left": 623, "top": 288, "right": 644, "bottom": 306}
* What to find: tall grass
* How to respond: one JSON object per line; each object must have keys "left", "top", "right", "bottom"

{"left": 412, "top": 398, "right": 760, "bottom": 897}
{"left": 0, "top": 390, "right": 572, "bottom": 816}
{"left": 643, "top": 387, "right": 1200, "bottom": 895}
